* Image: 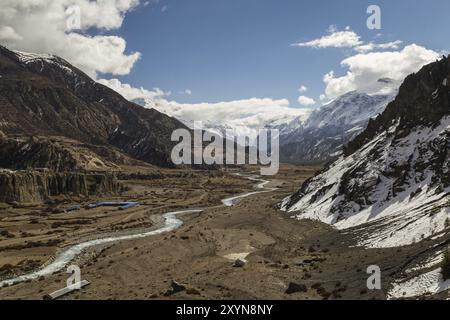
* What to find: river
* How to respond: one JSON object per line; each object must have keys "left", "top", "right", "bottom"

{"left": 0, "top": 174, "right": 273, "bottom": 288}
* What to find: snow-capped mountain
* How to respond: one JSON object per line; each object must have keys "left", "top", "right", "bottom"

{"left": 0, "top": 46, "right": 186, "bottom": 168}
{"left": 305, "top": 91, "right": 394, "bottom": 129}
{"left": 279, "top": 91, "right": 395, "bottom": 162}
{"left": 281, "top": 56, "right": 450, "bottom": 249}
{"left": 135, "top": 97, "right": 312, "bottom": 147}
{"left": 139, "top": 90, "right": 394, "bottom": 157}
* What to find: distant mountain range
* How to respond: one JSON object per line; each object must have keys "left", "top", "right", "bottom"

{"left": 147, "top": 90, "right": 395, "bottom": 163}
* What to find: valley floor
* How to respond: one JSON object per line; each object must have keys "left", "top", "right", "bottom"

{"left": 0, "top": 164, "right": 449, "bottom": 300}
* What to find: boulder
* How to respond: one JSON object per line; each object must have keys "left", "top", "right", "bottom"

{"left": 164, "top": 280, "right": 186, "bottom": 296}
{"left": 285, "top": 282, "right": 307, "bottom": 294}
{"left": 232, "top": 259, "right": 246, "bottom": 268}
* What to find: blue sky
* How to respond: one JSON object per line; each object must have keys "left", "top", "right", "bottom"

{"left": 112, "top": 0, "right": 450, "bottom": 106}
{"left": 2, "top": 0, "right": 448, "bottom": 112}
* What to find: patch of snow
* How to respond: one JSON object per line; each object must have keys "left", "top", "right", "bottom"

{"left": 432, "top": 88, "right": 439, "bottom": 99}
{"left": 405, "top": 252, "right": 444, "bottom": 274}
{"left": 13, "top": 50, "right": 75, "bottom": 77}
{"left": 14, "top": 50, "right": 55, "bottom": 63}
{"left": 346, "top": 126, "right": 364, "bottom": 134}
{"left": 388, "top": 267, "right": 450, "bottom": 299}
{"left": 223, "top": 246, "right": 256, "bottom": 263}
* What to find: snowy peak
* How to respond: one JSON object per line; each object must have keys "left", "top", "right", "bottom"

{"left": 14, "top": 50, "right": 59, "bottom": 64}
{"left": 10, "top": 48, "right": 78, "bottom": 76}
{"left": 279, "top": 91, "right": 394, "bottom": 162}
{"left": 305, "top": 91, "right": 395, "bottom": 129}
{"left": 0, "top": 46, "right": 95, "bottom": 94}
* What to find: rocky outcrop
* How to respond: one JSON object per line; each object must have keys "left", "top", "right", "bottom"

{"left": 0, "top": 170, "right": 123, "bottom": 203}
{"left": 0, "top": 134, "right": 141, "bottom": 172}
{"left": 0, "top": 137, "right": 78, "bottom": 172}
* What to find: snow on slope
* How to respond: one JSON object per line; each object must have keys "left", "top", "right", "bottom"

{"left": 13, "top": 50, "right": 76, "bottom": 76}
{"left": 388, "top": 251, "right": 450, "bottom": 299}
{"left": 304, "top": 91, "right": 394, "bottom": 129}
{"left": 281, "top": 115, "right": 450, "bottom": 248}
{"left": 388, "top": 266, "right": 450, "bottom": 299}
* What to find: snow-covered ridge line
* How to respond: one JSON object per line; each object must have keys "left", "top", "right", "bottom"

{"left": 11, "top": 49, "right": 76, "bottom": 77}
{"left": 14, "top": 50, "right": 56, "bottom": 64}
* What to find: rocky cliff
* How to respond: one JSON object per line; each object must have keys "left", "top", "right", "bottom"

{"left": 0, "top": 170, "right": 123, "bottom": 203}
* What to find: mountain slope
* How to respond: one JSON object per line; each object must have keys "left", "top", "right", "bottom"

{"left": 280, "top": 92, "right": 394, "bottom": 162}
{"left": 281, "top": 56, "right": 450, "bottom": 249}
{"left": 0, "top": 46, "right": 185, "bottom": 168}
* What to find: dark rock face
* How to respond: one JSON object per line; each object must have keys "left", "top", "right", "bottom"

{"left": 0, "top": 170, "right": 123, "bottom": 203}
{"left": 0, "top": 45, "right": 186, "bottom": 168}
{"left": 0, "top": 137, "right": 78, "bottom": 172}
{"left": 0, "top": 134, "right": 141, "bottom": 172}
{"left": 285, "top": 282, "right": 307, "bottom": 294}
{"left": 232, "top": 259, "right": 246, "bottom": 268}
{"left": 164, "top": 280, "right": 186, "bottom": 296}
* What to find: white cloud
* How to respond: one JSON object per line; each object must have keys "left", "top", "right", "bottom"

{"left": 292, "top": 26, "right": 440, "bottom": 100}
{"left": 297, "top": 95, "right": 316, "bottom": 106}
{"left": 355, "top": 40, "right": 403, "bottom": 53}
{"left": 0, "top": 0, "right": 141, "bottom": 78}
{"left": 298, "top": 85, "right": 308, "bottom": 93}
{"left": 184, "top": 89, "right": 192, "bottom": 95}
{"left": 323, "top": 44, "right": 440, "bottom": 99}
{"left": 0, "top": 26, "right": 22, "bottom": 41}
{"left": 152, "top": 97, "right": 312, "bottom": 131}
{"left": 292, "top": 26, "right": 403, "bottom": 54}
{"left": 292, "top": 28, "right": 362, "bottom": 49}
{"left": 141, "top": 96, "right": 311, "bottom": 148}
{"left": 98, "top": 78, "right": 169, "bottom": 101}
{"left": 97, "top": 78, "right": 311, "bottom": 131}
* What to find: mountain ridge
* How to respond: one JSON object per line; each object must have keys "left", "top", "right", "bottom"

{"left": 0, "top": 45, "right": 186, "bottom": 168}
